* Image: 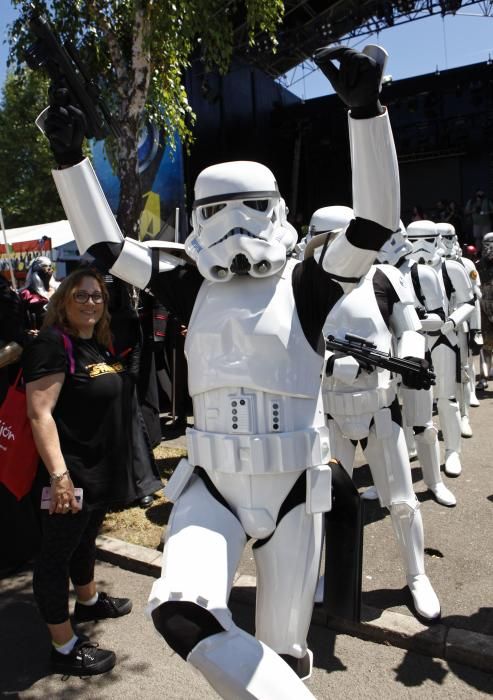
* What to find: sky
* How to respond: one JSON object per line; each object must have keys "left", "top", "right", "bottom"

{"left": 1, "top": 2, "right": 493, "bottom": 99}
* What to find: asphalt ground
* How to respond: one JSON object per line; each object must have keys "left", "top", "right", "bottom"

{"left": 1, "top": 562, "right": 493, "bottom": 699}
{"left": 1, "top": 386, "right": 492, "bottom": 698}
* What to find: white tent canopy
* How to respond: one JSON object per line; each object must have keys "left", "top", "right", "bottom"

{"left": 3, "top": 219, "right": 75, "bottom": 248}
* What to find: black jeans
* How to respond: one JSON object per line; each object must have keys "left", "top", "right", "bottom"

{"left": 33, "top": 507, "right": 106, "bottom": 624}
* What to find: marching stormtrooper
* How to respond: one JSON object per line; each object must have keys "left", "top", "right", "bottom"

{"left": 407, "top": 220, "right": 475, "bottom": 477}
{"left": 436, "top": 222, "right": 482, "bottom": 434}
{"left": 311, "top": 209, "right": 442, "bottom": 621}
{"left": 376, "top": 226, "right": 456, "bottom": 507}
{"left": 42, "top": 45, "right": 400, "bottom": 699}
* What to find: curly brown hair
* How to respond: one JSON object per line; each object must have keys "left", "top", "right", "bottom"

{"left": 42, "top": 267, "right": 112, "bottom": 347}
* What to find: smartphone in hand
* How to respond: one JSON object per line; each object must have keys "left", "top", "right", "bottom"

{"left": 40, "top": 486, "right": 83, "bottom": 510}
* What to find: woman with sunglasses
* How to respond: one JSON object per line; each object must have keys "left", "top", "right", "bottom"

{"left": 23, "top": 268, "right": 135, "bottom": 677}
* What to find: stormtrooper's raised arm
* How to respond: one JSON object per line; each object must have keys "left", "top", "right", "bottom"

{"left": 313, "top": 45, "right": 400, "bottom": 288}
{"left": 37, "top": 88, "right": 185, "bottom": 290}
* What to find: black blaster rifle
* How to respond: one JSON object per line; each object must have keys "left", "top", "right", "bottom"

{"left": 325, "top": 333, "right": 435, "bottom": 390}
{"left": 25, "top": 7, "right": 120, "bottom": 140}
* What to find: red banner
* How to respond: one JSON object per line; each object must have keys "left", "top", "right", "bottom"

{"left": 0, "top": 237, "right": 52, "bottom": 283}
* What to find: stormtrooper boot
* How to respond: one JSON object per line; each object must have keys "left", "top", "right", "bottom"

{"left": 188, "top": 624, "right": 316, "bottom": 699}
{"left": 390, "top": 502, "right": 441, "bottom": 622}
{"left": 460, "top": 414, "right": 473, "bottom": 438}
{"left": 414, "top": 430, "right": 456, "bottom": 507}
{"left": 437, "top": 398, "right": 462, "bottom": 477}
{"left": 460, "top": 385, "right": 473, "bottom": 437}
{"left": 469, "top": 382, "right": 480, "bottom": 407}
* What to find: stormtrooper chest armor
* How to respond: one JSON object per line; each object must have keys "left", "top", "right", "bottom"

{"left": 184, "top": 259, "right": 330, "bottom": 473}
{"left": 186, "top": 258, "right": 323, "bottom": 400}
{"left": 323, "top": 267, "right": 393, "bottom": 391}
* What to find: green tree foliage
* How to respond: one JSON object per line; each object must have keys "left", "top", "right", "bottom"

{"left": 7, "top": 0, "right": 284, "bottom": 237}
{"left": 0, "top": 71, "right": 65, "bottom": 228}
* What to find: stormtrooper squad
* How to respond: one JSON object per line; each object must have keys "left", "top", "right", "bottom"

{"left": 41, "top": 45, "right": 401, "bottom": 699}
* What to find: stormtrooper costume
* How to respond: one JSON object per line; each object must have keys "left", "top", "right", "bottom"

{"left": 436, "top": 223, "right": 483, "bottom": 423}
{"left": 42, "top": 46, "right": 400, "bottom": 698}
{"left": 407, "top": 221, "right": 475, "bottom": 477}
{"left": 293, "top": 205, "right": 354, "bottom": 262}
{"left": 314, "top": 212, "right": 441, "bottom": 621}
{"left": 376, "top": 228, "right": 456, "bottom": 508}
{"left": 477, "top": 233, "right": 493, "bottom": 387}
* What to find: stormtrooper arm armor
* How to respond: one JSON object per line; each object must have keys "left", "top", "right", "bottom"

{"left": 414, "top": 265, "right": 445, "bottom": 331}
{"left": 321, "top": 112, "right": 399, "bottom": 287}
{"left": 386, "top": 276, "right": 425, "bottom": 360}
{"left": 470, "top": 298, "right": 482, "bottom": 332}
{"left": 419, "top": 308, "right": 445, "bottom": 332}
{"left": 445, "top": 299, "right": 475, "bottom": 329}
{"left": 52, "top": 159, "right": 185, "bottom": 289}
{"left": 350, "top": 111, "right": 400, "bottom": 233}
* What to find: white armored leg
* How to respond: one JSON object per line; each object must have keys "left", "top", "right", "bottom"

{"left": 326, "top": 417, "right": 357, "bottom": 477}
{"left": 188, "top": 624, "right": 316, "bottom": 700}
{"left": 363, "top": 413, "right": 440, "bottom": 621}
{"left": 254, "top": 505, "right": 323, "bottom": 675}
{"left": 389, "top": 501, "right": 441, "bottom": 621}
{"left": 437, "top": 397, "right": 462, "bottom": 476}
{"left": 414, "top": 428, "right": 456, "bottom": 507}
{"left": 469, "top": 356, "right": 480, "bottom": 406}
{"left": 459, "top": 380, "right": 473, "bottom": 437}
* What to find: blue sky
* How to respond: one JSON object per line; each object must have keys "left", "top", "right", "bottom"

{"left": 1, "top": 2, "right": 493, "bottom": 99}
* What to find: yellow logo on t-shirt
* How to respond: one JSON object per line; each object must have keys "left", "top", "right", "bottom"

{"left": 87, "top": 361, "right": 125, "bottom": 377}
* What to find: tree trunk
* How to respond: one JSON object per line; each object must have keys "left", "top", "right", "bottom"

{"left": 116, "top": 129, "right": 142, "bottom": 240}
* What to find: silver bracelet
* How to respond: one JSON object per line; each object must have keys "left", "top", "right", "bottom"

{"left": 50, "top": 470, "right": 69, "bottom": 483}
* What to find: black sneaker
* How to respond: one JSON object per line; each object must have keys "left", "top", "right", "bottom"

{"left": 74, "top": 592, "right": 133, "bottom": 621}
{"left": 51, "top": 637, "right": 116, "bottom": 676}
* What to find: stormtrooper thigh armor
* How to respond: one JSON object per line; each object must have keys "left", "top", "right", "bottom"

{"left": 431, "top": 341, "right": 462, "bottom": 476}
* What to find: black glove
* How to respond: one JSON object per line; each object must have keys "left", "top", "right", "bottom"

{"left": 415, "top": 306, "right": 427, "bottom": 321}
{"left": 313, "top": 46, "right": 385, "bottom": 119}
{"left": 44, "top": 84, "right": 87, "bottom": 166}
{"left": 401, "top": 357, "right": 435, "bottom": 391}
{"left": 469, "top": 330, "right": 483, "bottom": 356}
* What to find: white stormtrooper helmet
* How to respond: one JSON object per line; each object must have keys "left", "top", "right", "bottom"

{"left": 184, "top": 161, "right": 297, "bottom": 282}
{"left": 377, "top": 220, "right": 413, "bottom": 266}
{"left": 406, "top": 220, "right": 441, "bottom": 265}
{"left": 304, "top": 205, "right": 353, "bottom": 262}
{"left": 436, "top": 222, "right": 458, "bottom": 259}
{"left": 482, "top": 232, "right": 493, "bottom": 261}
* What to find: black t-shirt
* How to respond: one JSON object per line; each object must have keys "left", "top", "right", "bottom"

{"left": 23, "top": 327, "right": 137, "bottom": 510}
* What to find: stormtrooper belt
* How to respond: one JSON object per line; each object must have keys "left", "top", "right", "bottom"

{"left": 186, "top": 426, "right": 330, "bottom": 474}
{"left": 322, "top": 383, "right": 397, "bottom": 417}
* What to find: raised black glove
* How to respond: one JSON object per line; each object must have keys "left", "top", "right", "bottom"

{"left": 44, "top": 85, "right": 86, "bottom": 166}
{"left": 313, "top": 46, "right": 385, "bottom": 118}
{"left": 401, "top": 357, "right": 435, "bottom": 391}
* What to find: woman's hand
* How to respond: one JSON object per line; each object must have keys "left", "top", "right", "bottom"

{"left": 50, "top": 473, "right": 80, "bottom": 515}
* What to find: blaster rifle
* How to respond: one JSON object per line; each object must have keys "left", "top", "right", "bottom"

{"left": 325, "top": 333, "right": 435, "bottom": 389}
{"left": 25, "top": 8, "right": 120, "bottom": 140}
